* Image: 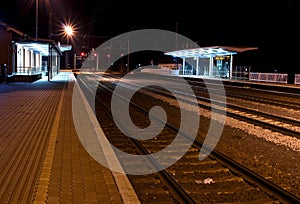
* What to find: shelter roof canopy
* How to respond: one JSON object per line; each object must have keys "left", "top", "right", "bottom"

{"left": 16, "top": 41, "right": 72, "bottom": 56}
{"left": 165, "top": 46, "right": 258, "bottom": 58}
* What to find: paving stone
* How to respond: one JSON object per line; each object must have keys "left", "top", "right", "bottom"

{"left": 0, "top": 72, "right": 139, "bottom": 204}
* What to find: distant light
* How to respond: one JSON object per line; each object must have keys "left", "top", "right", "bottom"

{"left": 64, "top": 25, "right": 74, "bottom": 36}
{"left": 80, "top": 52, "right": 85, "bottom": 56}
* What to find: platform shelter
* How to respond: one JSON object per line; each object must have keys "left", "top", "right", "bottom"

{"left": 164, "top": 46, "right": 257, "bottom": 79}
{"left": 11, "top": 40, "right": 71, "bottom": 81}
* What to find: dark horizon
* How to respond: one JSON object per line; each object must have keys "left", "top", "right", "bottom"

{"left": 1, "top": 0, "right": 299, "bottom": 73}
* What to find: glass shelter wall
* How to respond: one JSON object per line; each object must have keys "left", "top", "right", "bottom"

{"left": 12, "top": 41, "right": 63, "bottom": 80}
{"left": 164, "top": 46, "right": 258, "bottom": 79}
{"left": 212, "top": 55, "right": 231, "bottom": 78}
{"left": 49, "top": 45, "right": 60, "bottom": 79}
{"left": 198, "top": 58, "right": 210, "bottom": 76}
{"left": 15, "top": 44, "right": 42, "bottom": 74}
{"left": 180, "top": 56, "right": 231, "bottom": 78}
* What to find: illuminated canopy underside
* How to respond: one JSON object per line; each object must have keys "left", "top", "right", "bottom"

{"left": 165, "top": 46, "right": 258, "bottom": 58}
{"left": 16, "top": 41, "right": 72, "bottom": 56}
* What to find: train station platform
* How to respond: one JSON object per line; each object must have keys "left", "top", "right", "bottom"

{"left": 0, "top": 70, "right": 139, "bottom": 204}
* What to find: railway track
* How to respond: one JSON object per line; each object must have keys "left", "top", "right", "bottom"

{"left": 90, "top": 73, "right": 300, "bottom": 139}
{"left": 76, "top": 74, "right": 300, "bottom": 203}
{"left": 138, "top": 73, "right": 300, "bottom": 111}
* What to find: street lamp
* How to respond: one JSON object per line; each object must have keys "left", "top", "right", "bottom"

{"left": 64, "top": 25, "right": 74, "bottom": 39}
{"left": 63, "top": 24, "right": 75, "bottom": 45}
{"left": 63, "top": 24, "right": 74, "bottom": 69}
{"left": 35, "top": 0, "right": 38, "bottom": 41}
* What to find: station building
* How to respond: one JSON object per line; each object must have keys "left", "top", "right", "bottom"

{"left": 0, "top": 20, "right": 71, "bottom": 82}
{"left": 11, "top": 40, "right": 71, "bottom": 81}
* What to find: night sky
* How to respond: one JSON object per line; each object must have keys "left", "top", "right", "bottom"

{"left": 1, "top": 0, "right": 299, "bottom": 73}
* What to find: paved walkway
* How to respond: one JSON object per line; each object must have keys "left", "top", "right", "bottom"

{"left": 0, "top": 71, "right": 139, "bottom": 204}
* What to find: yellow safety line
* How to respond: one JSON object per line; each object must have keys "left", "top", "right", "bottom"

{"left": 32, "top": 76, "right": 67, "bottom": 204}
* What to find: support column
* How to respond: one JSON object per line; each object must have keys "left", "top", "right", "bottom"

{"left": 48, "top": 43, "right": 51, "bottom": 81}
{"left": 209, "top": 56, "right": 214, "bottom": 77}
{"left": 196, "top": 57, "right": 199, "bottom": 75}
{"left": 30, "top": 50, "right": 34, "bottom": 73}
{"left": 182, "top": 57, "right": 186, "bottom": 75}
{"left": 25, "top": 49, "right": 30, "bottom": 73}
{"left": 229, "top": 54, "right": 233, "bottom": 79}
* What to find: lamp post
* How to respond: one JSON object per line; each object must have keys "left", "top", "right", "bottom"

{"left": 35, "top": 0, "right": 38, "bottom": 41}
{"left": 64, "top": 25, "right": 74, "bottom": 69}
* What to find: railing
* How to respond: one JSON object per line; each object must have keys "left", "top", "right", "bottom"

{"left": 14, "top": 66, "right": 42, "bottom": 75}
{"left": 249, "top": 72, "right": 288, "bottom": 84}
{"left": 231, "top": 71, "right": 249, "bottom": 80}
{"left": 232, "top": 66, "right": 250, "bottom": 80}
{"left": 141, "top": 68, "right": 180, "bottom": 75}
{"left": 295, "top": 74, "right": 300, "bottom": 85}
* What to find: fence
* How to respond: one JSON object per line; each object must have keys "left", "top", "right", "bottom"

{"left": 232, "top": 66, "right": 251, "bottom": 80}
{"left": 15, "top": 66, "right": 43, "bottom": 75}
{"left": 249, "top": 72, "right": 288, "bottom": 84}
{"left": 141, "top": 68, "right": 180, "bottom": 75}
{"left": 295, "top": 74, "right": 300, "bottom": 85}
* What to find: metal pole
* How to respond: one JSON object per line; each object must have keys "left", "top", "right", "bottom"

{"left": 230, "top": 54, "right": 233, "bottom": 79}
{"left": 65, "top": 37, "right": 69, "bottom": 69}
{"left": 176, "top": 22, "right": 178, "bottom": 50}
{"left": 35, "top": 0, "right": 38, "bottom": 41}
{"left": 182, "top": 58, "right": 186, "bottom": 75}
{"left": 196, "top": 57, "right": 199, "bottom": 75}
{"left": 48, "top": 12, "right": 52, "bottom": 40}
{"left": 48, "top": 43, "right": 50, "bottom": 81}
{"left": 127, "top": 38, "right": 130, "bottom": 73}
{"left": 74, "top": 53, "right": 76, "bottom": 69}
{"left": 96, "top": 54, "right": 99, "bottom": 70}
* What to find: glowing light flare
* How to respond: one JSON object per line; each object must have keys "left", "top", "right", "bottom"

{"left": 64, "top": 25, "right": 74, "bottom": 36}
{"left": 58, "top": 20, "right": 79, "bottom": 44}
